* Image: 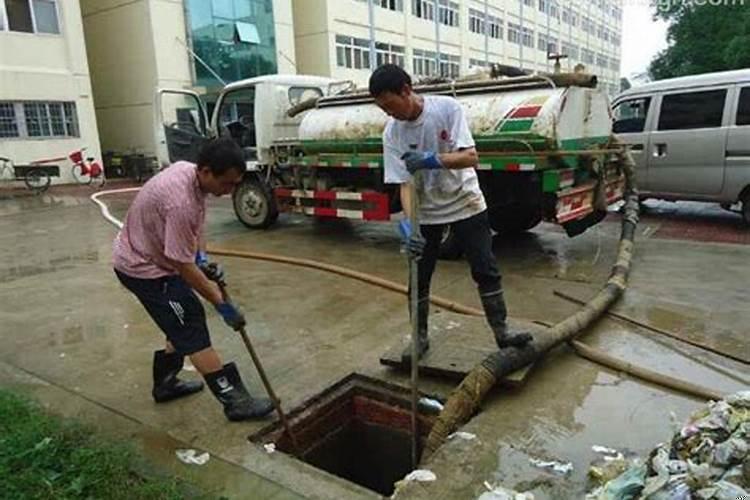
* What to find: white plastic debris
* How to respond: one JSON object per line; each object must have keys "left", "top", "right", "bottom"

{"left": 403, "top": 469, "right": 437, "bottom": 482}
{"left": 59, "top": 353, "right": 66, "bottom": 358}
{"left": 263, "top": 443, "right": 276, "bottom": 454}
{"left": 419, "top": 397, "right": 444, "bottom": 412}
{"left": 123, "top": 324, "right": 129, "bottom": 329}
{"left": 479, "top": 482, "right": 535, "bottom": 500}
{"left": 175, "top": 449, "right": 210, "bottom": 465}
{"left": 529, "top": 457, "right": 574, "bottom": 475}
{"left": 448, "top": 431, "right": 477, "bottom": 441}
{"left": 592, "top": 445, "right": 619, "bottom": 455}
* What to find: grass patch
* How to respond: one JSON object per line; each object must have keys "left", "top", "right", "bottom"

{"left": 0, "top": 389, "right": 202, "bottom": 499}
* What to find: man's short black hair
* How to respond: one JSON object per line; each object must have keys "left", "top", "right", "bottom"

{"left": 197, "top": 137, "right": 245, "bottom": 176}
{"left": 369, "top": 64, "right": 412, "bottom": 97}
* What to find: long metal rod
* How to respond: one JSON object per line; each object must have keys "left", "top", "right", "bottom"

{"left": 218, "top": 282, "right": 300, "bottom": 454}
{"left": 408, "top": 174, "right": 422, "bottom": 469}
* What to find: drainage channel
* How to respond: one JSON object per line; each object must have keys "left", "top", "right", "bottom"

{"left": 249, "top": 373, "right": 436, "bottom": 497}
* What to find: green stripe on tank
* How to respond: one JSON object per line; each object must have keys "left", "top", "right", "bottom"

{"left": 498, "top": 119, "right": 534, "bottom": 133}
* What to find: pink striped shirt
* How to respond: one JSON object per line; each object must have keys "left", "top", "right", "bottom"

{"left": 113, "top": 161, "right": 206, "bottom": 278}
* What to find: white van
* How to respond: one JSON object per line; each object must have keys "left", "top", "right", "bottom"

{"left": 612, "top": 69, "right": 750, "bottom": 224}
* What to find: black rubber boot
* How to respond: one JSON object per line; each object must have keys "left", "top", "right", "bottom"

{"left": 204, "top": 363, "right": 274, "bottom": 421}
{"left": 401, "top": 297, "right": 430, "bottom": 364}
{"left": 152, "top": 349, "right": 204, "bottom": 403}
{"left": 480, "top": 290, "right": 533, "bottom": 349}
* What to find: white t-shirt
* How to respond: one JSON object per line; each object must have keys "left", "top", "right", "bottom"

{"left": 383, "top": 95, "right": 487, "bottom": 225}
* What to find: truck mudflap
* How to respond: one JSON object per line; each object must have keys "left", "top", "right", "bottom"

{"left": 274, "top": 188, "right": 392, "bottom": 221}
{"left": 555, "top": 176, "right": 625, "bottom": 226}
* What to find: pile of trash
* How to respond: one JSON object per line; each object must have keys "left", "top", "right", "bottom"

{"left": 587, "top": 391, "right": 749, "bottom": 499}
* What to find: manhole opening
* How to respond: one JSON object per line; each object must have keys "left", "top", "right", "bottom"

{"left": 249, "top": 373, "right": 436, "bottom": 496}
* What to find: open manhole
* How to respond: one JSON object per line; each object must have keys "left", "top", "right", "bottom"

{"left": 249, "top": 373, "right": 436, "bottom": 497}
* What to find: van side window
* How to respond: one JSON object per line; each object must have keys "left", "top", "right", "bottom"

{"left": 737, "top": 87, "right": 750, "bottom": 126}
{"left": 658, "top": 89, "right": 726, "bottom": 131}
{"left": 613, "top": 97, "right": 651, "bottom": 133}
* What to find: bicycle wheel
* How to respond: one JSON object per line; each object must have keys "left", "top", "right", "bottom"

{"left": 72, "top": 164, "right": 93, "bottom": 185}
{"left": 24, "top": 168, "right": 51, "bottom": 193}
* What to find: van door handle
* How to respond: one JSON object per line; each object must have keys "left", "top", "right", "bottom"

{"left": 629, "top": 143, "right": 644, "bottom": 152}
{"left": 653, "top": 143, "right": 668, "bottom": 157}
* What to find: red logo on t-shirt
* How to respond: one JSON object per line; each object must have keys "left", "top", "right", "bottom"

{"left": 440, "top": 129, "right": 450, "bottom": 141}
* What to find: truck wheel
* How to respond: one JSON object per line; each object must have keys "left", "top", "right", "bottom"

{"left": 489, "top": 207, "right": 542, "bottom": 234}
{"left": 742, "top": 191, "right": 750, "bottom": 226}
{"left": 438, "top": 226, "right": 463, "bottom": 260}
{"left": 233, "top": 178, "right": 278, "bottom": 229}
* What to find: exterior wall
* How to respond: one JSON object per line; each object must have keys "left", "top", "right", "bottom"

{"left": 274, "top": 0, "right": 297, "bottom": 74}
{"left": 82, "top": 0, "right": 296, "bottom": 158}
{"left": 291, "top": 0, "right": 331, "bottom": 77}
{"left": 81, "top": 0, "right": 158, "bottom": 155}
{"left": 0, "top": 0, "right": 101, "bottom": 184}
{"left": 295, "top": 0, "right": 622, "bottom": 95}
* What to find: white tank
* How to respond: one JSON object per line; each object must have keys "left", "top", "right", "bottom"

{"left": 299, "top": 85, "right": 613, "bottom": 149}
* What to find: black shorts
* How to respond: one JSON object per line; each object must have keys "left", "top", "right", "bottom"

{"left": 115, "top": 269, "right": 212, "bottom": 355}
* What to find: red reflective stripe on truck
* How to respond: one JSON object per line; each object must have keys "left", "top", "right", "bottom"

{"left": 510, "top": 105, "right": 542, "bottom": 118}
{"left": 362, "top": 192, "right": 390, "bottom": 221}
{"left": 314, "top": 191, "right": 336, "bottom": 200}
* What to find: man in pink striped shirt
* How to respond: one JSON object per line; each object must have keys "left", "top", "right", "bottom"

{"left": 114, "top": 138, "right": 273, "bottom": 421}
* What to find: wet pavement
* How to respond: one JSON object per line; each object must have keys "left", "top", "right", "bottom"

{"left": 0, "top": 184, "right": 747, "bottom": 499}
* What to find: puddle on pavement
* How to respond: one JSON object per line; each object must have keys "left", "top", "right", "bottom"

{"left": 249, "top": 373, "right": 435, "bottom": 496}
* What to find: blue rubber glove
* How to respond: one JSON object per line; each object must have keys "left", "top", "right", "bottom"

{"left": 196, "top": 251, "right": 224, "bottom": 284}
{"left": 215, "top": 302, "right": 246, "bottom": 331}
{"left": 401, "top": 151, "right": 443, "bottom": 175}
{"left": 397, "top": 219, "right": 426, "bottom": 260}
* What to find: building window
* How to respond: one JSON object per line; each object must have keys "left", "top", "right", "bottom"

{"left": 412, "top": 48, "right": 437, "bottom": 77}
{"left": 521, "top": 0, "right": 533, "bottom": 6}
{"left": 439, "top": 53, "right": 460, "bottom": 78}
{"left": 521, "top": 27, "right": 533, "bottom": 48}
{"left": 469, "top": 8, "right": 484, "bottom": 34}
{"left": 1, "top": 0, "right": 60, "bottom": 34}
{"left": 581, "top": 48, "right": 594, "bottom": 64}
{"left": 469, "top": 8, "right": 502, "bottom": 39}
{"left": 335, "top": 35, "right": 371, "bottom": 69}
{"left": 185, "top": 0, "right": 278, "bottom": 87}
{"left": 411, "top": 0, "right": 434, "bottom": 21}
{"left": 547, "top": 36, "right": 557, "bottom": 54}
{"left": 596, "top": 53, "right": 608, "bottom": 68}
{"left": 609, "top": 57, "right": 619, "bottom": 71}
{"left": 561, "top": 42, "right": 579, "bottom": 60}
{"left": 469, "top": 58, "right": 488, "bottom": 68}
{"left": 0, "top": 103, "right": 19, "bottom": 138}
{"left": 538, "top": 0, "right": 547, "bottom": 14}
{"left": 735, "top": 87, "right": 750, "bottom": 126}
{"left": 376, "top": 42, "right": 405, "bottom": 67}
{"left": 507, "top": 22, "right": 520, "bottom": 44}
{"left": 658, "top": 90, "right": 727, "bottom": 131}
{"left": 549, "top": 1, "right": 559, "bottom": 20}
{"left": 537, "top": 33, "right": 547, "bottom": 51}
{"left": 0, "top": 101, "right": 78, "bottom": 139}
{"left": 437, "top": 0, "right": 458, "bottom": 27}
{"left": 358, "top": 0, "right": 404, "bottom": 11}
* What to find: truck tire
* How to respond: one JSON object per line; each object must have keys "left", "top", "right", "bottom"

{"left": 438, "top": 225, "right": 463, "bottom": 260}
{"left": 233, "top": 177, "right": 278, "bottom": 229}
{"left": 489, "top": 206, "right": 542, "bottom": 234}
{"left": 742, "top": 190, "right": 750, "bottom": 226}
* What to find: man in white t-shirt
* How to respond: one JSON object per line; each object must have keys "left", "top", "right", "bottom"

{"left": 369, "top": 64, "right": 532, "bottom": 361}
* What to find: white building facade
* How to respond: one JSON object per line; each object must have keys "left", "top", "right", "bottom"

{"left": 294, "top": 0, "right": 622, "bottom": 95}
{"left": 0, "top": 0, "right": 101, "bottom": 183}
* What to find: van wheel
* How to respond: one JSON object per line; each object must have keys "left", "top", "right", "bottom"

{"left": 233, "top": 178, "right": 278, "bottom": 229}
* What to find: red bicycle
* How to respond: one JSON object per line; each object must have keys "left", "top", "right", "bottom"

{"left": 32, "top": 147, "right": 105, "bottom": 186}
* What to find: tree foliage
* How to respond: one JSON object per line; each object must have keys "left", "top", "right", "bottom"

{"left": 649, "top": 3, "right": 750, "bottom": 80}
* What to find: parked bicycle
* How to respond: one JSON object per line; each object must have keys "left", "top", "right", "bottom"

{"left": 0, "top": 156, "right": 57, "bottom": 193}
{"left": 31, "top": 147, "right": 106, "bottom": 187}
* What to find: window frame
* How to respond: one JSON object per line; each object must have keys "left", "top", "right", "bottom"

{"left": 657, "top": 88, "right": 729, "bottom": 132}
{"left": 612, "top": 96, "right": 652, "bottom": 134}
{"left": 736, "top": 86, "right": 750, "bottom": 126}
{"left": 0, "top": 100, "right": 79, "bottom": 140}
{"left": 1, "top": 0, "right": 61, "bottom": 35}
